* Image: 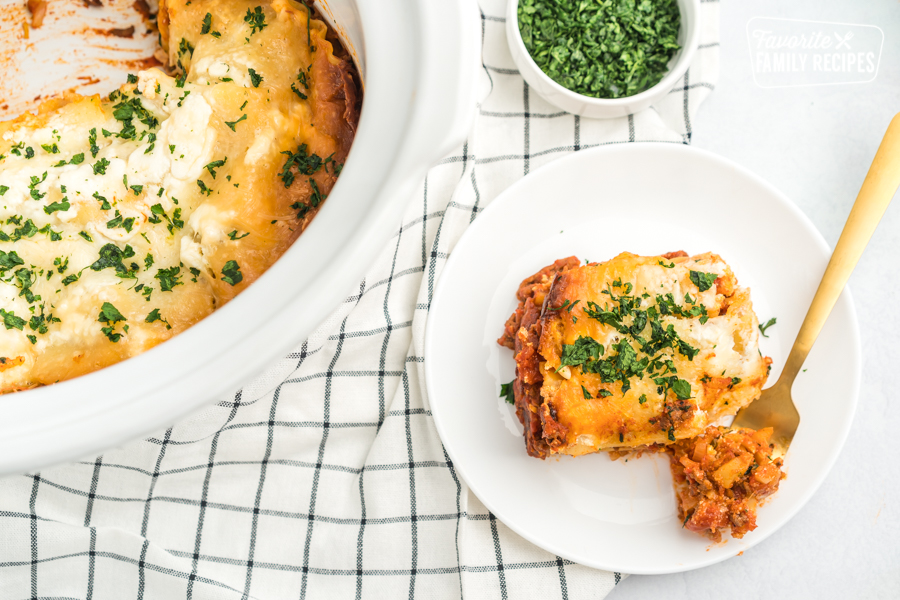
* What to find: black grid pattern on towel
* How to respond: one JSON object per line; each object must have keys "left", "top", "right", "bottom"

{"left": 0, "top": 1, "right": 718, "bottom": 598}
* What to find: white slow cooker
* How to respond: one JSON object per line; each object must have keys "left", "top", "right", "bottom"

{"left": 0, "top": 0, "right": 481, "bottom": 474}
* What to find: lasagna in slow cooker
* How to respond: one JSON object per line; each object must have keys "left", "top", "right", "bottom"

{"left": 0, "top": 0, "right": 360, "bottom": 392}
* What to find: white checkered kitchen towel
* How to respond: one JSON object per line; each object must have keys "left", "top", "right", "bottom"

{"left": 0, "top": 1, "right": 719, "bottom": 598}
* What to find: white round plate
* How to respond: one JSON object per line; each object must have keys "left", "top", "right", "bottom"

{"left": 424, "top": 143, "right": 861, "bottom": 574}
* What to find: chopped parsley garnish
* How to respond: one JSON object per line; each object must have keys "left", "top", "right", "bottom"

{"left": 79, "top": 231, "right": 93, "bottom": 242}
{"left": 10, "top": 219, "right": 38, "bottom": 241}
{"left": 689, "top": 270, "right": 718, "bottom": 293}
{"left": 28, "top": 172, "right": 47, "bottom": 200}
{"left": 90, "top": 243, "right": 137, "bottom": 278}
{"left": 38, "top": 223, "right": 61, "bottom": 241}
{"left": 53, "top": 256, "right": 68, "bottom": 274}
{"left": 127, "top": 73, "right": 138, "bottom": 84}
{"left": 598, "top": 389, "right": 613, "bottom": 398}
{"left": 0, "top": 186, "right": 8, "bottom": 196}
{"left": 148, "top": 204, "right": 183, "bottom": 234}
{"left": 144, "top": 253, "right": 154, "bottom": 269}
{"left": 759, "top": 317, "right": 777, "bottom": 337}
{"left": 89, "top": 128, "right": 99, "bottom": 157}
{"left": 204, "top": 158, "right": 227, "bottom": 178}
{"left": 98, "top": 302, "right": 127, "bottom": 343}
{"left": 43, "top": 200, "right": 70, "bottom": 215}
{"left": 0, "top": 308, "right": 26, "bottom": 331}
{"left": 178, "top": 37, "right": 195, "bottom": 57}
{"left": 225, "top": 114, "right": 248, "bottom": 131}
{"left": 196, "top": 180, "right": 213, "bottom": 196}
{"left": 291, "top": 70, "right": 311, "bottom": 98}
{"left": 155, "top": 266, "right": 183, "bottom": 292}
{"left": 106, "top": 211, "right": 122, "bottom": 228}
{"left": 553, "top": 277, "right": 709, "bottom": 401}
{"left": 581, "top": 385, "right": 592, "bottom": 400}
{"left": 671, "top": 378, "right": 692, "bottom": 400}
{"left": 24, "top": 146, "right": 34, "bottom": 159}
{"left": 227, "top": 230, "right": 249, "bottom": 241}
{"left": 28, "top": 306, "right": 59, "bottom": 336}
{"left": 517, "top": 0, "right": 681, "bottom": 99}
{"left": 130, "top": 184, "right": 143, "bottom": 196}
{"left": 638, "top": 394, "right": 647, "bottom": 405}
{"left": 106, "top": 210, "right": 135, "bottom": 233}
{"left": 41, "top": 143, "right": 60, "bottom": 154}
{"left": 279, "top": 144, "right": 325, "bottom": 187}
{"left": 500, "top": 380, "right": 515, "bottom": 405}
{"left": 559, "top": 335, "right": 604, "bottom": 369}
{"left": 145, "top": 308, "right": 172, "bottom": 329}
{"left": 248, "top": 68, "right": 263, "bottom": 88}
{"left": 244, "top": 6, "right": 268, "bottom": 35}
{"left": 658, "top": 260, "right": 675, "bottom": 268}
{"left": 93, "top": 192, "right": 112, "bottom": 210}
{"left": 291, "top": 83, "right": 307, "bottom": 100}
{"left": 221, "top": 260, "right": 243, "bottom": 286}
{"left": 93, "top": 158, "right": 110, "bottom": 175}
{"left": 308, "top": 179, "right": 326, "bottom": 207}
{"left": 201, "top": 12, "right": 212, "bottom": 34}
{"left": 0, "top": 250, "right": 25, "bottom": 270}
{"left": 112, "top": 96, "right": 159, "bottom": 140}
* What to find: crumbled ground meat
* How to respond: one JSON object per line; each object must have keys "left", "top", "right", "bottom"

{"left": 668, "top": 426, "right": 785, "bottom": 542}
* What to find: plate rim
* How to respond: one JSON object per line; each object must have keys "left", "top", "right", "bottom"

{"left": 423, "top": 142, "right": 862, "bottom": 575}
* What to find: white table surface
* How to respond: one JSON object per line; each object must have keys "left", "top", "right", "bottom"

{"left": 609, "top": 1, "right": 900, "bottom": 598}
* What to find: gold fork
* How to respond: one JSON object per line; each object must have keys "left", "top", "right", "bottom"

{"left": 732, "top": 113, "right": 900, "bottom": 456}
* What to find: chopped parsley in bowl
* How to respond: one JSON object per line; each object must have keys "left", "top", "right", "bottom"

{"left": 518, "top": 0, "right": 681, "bottom": 99}
{"left": 506, "top": 0, "right": 700, "bottom": 119}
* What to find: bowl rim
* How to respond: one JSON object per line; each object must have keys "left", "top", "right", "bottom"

{"left": 506, "top": 0, "right": 702, "bottom": 108}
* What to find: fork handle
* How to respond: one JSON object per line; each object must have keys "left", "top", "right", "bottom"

{"left": 779, "top": 112, "right": 900, "bottom": 386}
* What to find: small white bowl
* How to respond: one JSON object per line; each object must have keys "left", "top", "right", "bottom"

{"left": 506, "top": 0, "right": 701, "bottom": 119}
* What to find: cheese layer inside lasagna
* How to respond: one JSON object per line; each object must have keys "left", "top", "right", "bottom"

{"left": 498, "top": 252, "right": 771, "bottom": 458}
{"left": 0, "top": 0, "right": 359, "bottom": 393}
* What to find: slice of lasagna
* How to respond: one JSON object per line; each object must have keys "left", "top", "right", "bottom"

{"left": 499, "top": 251, "right": 784, "bottom": 541}
{"left": 0, "top": 0, "right": 359, "bottom": 393}
{"left": 498, "top": 251, "right": 771, "bottom": 458}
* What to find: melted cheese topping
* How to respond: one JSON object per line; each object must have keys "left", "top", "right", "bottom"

{"left": 0, "top": 0, "right": 358, "bottom": 392}
{"left": 537, "top": 252, "right": 770, "bottom": 455}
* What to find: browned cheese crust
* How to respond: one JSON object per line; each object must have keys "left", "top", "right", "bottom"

{"left": 0, "top": 0, "right": 360, "bottom": 392}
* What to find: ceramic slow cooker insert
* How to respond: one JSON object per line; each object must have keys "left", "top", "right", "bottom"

{"left": 0, "top": 0, "right": 480, "bottom": 474}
